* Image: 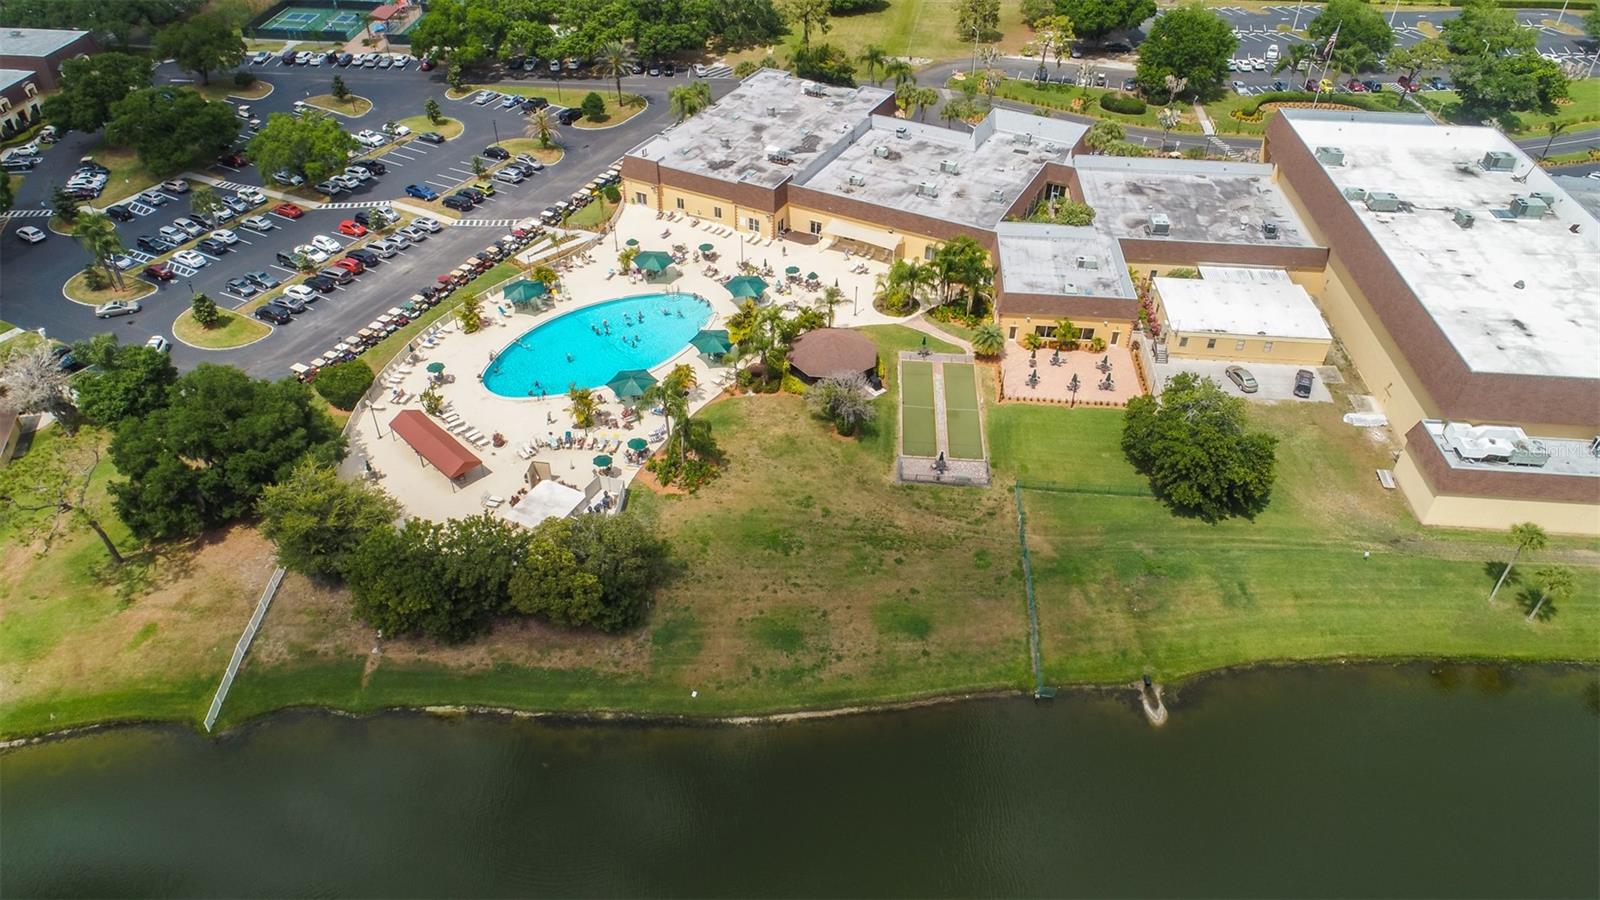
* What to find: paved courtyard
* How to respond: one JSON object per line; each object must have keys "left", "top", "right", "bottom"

{"left": 999, "top": 341, "right": 1141, "bottom": 406}
{"left": 343, "top": 203, "right": 911, "bottom": 523}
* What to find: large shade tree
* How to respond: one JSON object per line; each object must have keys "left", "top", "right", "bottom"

{"left": 1056, "top": 0, "right": 1154, "bottom": 42}
{"left": 1121, "top": 372, "right": 1278, "bottom": 521}
{"left": 248, "top": 111, "right": 361, "bottom": 184}
{"left": 1307, "top": 0, "right": 1394, "bottom": 77}
{"left": 105, "top": 87, "right": 238, "bottom": 175}
{"left": 41, "top": 52, "right": 153, "bottom": 133}
{"left": 1134, "top": 4, "right": 1236, "bottom": 102}
{"left": 154, "top": 12, "right": 245, "bottom": 85}
{"left": 258, "top": 460, "right": 401, "bottom": 580}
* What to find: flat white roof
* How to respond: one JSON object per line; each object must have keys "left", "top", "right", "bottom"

{"left": 996, "top": 222, "right": 1135, "bottom": 298}
{"left": 0, "top": 27, "right": 89, "bottom": 58}
{"left": 1074, "top": 156, "right": 1317, "bottom": 247}
{"left": 1155, "top": 276, "right": 1331, "bottom": 341}
{"left": 1281, "top": 110, "right": 1600, "bottom": 380}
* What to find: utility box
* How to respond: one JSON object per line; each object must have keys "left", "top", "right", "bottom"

{"left": 1480, "top": 150, "right": 1517, "bottom": 172}
{"left": 1314, "top": 146, "right": 1345, "bottom": 166}
{"left": 1364, "top": 191, "right": 1401, "bottom": 212}
{"left": 1149, "top": 213, "right": 1171, "bottom": 235}
{"left": 1511, "top": 195, "right": 1549, "bottom": 219}
{"left": 1453, "top": 208, "right": 1475, "bottom": 229}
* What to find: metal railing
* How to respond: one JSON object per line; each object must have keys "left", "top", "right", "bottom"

{"left": 203, "top": 566, "right": 286, "bottom": 731}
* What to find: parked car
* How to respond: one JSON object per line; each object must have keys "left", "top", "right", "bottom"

{"left": 521, "top": 96, "right": 549, "bottom": 111}
{"left": 473, "top": 90, "right": 499, "bottom": 105}
{"left": 366, "top": 239, "right": 399, "bottom": 257}
{"left": 442, "top": 194, "right": 474, "bottom": 212}
{"left": 413, "top": 217, "right": 442, "bottom": 233}
{"left": 342, "top": 165, "right": 372, "bottom": 183}
{"left": 305, "top": 274, "right": 337, "bottom": 292}
{"left": 310, "top": 234, "right": 342, "bottom": 254}
{"left": 1225, "top": 365, "right": 1259, "bottom": 394}
{"left": 283, "top": 284, "right": 317, "bottom": 304}
{"left": 482, "top": 146, "right": 510, "bottom": 160}
{"left": 338, "top": 219, "right": 369, "bottom": 237}
{"left": 494, "top": 168, "right": 525, "bottom": 184}
{"left": 109, "top": 253, "right": 137, "bottom": 270}
{"left": 197, "top": 237, "right": 231, "bottom": 255}
{"left": 293, "top": 244, "right": 329, "bottom": 263}
{"left": 334, "top": 256, "right": 365, "bottom": 275}
{"left": 419, "top": 56, "right": 436, "bottom": 71}
{"left": 225, "top": 277, "right": 260, "bottom": 297}
{"left": 171, "top": 218, "right": 203, "bottom": 238}
{"left": 106, "top": 205, "right": 135, "bottom": 222}
{"left": 136, "top": 235, "right": 171, "bottom": 253}
{"left": 95, "top": 300, "right": 142, "bottom": 318}
{"left": 320, "top": 266, "right": 356, "bottom": 286}
{"left": 556, "top": 107, "right": 582, "bottom": 125}
{"left": 255, "top": 304, "right": 292, "bottom": 324}
{"left": 143, "top": 262, "right": 175, "bottom": 282}
{"left": 354, "top": 159, "right": 386, "bottom": 176}
{"left": 460, "top": 187, "right": 487, "bottom": 203}
{"left": 237, "top": 187, "right": 267, "bottom": 205}
{"left": 161, "top": 178, "right": 190, "bottom": 193}
{"left": 417, "top": 131, "right": 446, "bottom": 144}
{"left": 315, "top": 180, "right": 345, "bottom": 196}
{"left": 398, "top": 225, "right": 430, "bottom": 242}
{"left": 217, "top": 151, "right": 248, "bottom": 168}
{"left": 241, "top": 215, "right": 275, "bottom": 231}
{"left": 1293, "top": 369, "right": 1315, "bottom": 398}
{"left": 273, "top": 170, "right": 305, "bottom": 187}
{"left": 514, "top": 154, "right": 544, "bottom": 171}
{"left": 406, "top": 183, "right": 439, "bottom": 200}
{"left": 347, "top": 248, "right": 381, "bottom": 267}
{"left": 210, "top": 229, "right": 239, "bottom": 245}
{"left": 273, "top": 202, "right": 305, "bottom": 219}
{"left": 332, "top": 174, "right": 362, "bottom": 190}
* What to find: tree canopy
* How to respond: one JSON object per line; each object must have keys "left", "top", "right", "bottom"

{"left": 73, "top": 339, "right": 177, "bottom": 426}
{"left": 247, "top": 111, "right": 361, "bottom": 183}
{"left": 1452, "top": 51, "right": 1568, "bottom": 124}
{"left": 108, "top": 364, "right": 344, "bottom": 540}
{"left": 105, "top": 87, "right": 238, "bottom": 175}
{"left": 153, "top": 12, "right": 244, "bottom": 84}
{"left": 790, "top": 42, "right": 857, "bottom": 86}
{"left": 41, "top": 52, "right": 153, "bottom": 133}
{"left": 0, "top": 0, "right": 202, "bottom": 43}
{"left": 1056, "top": 0, "right": 1154, "bottom": 41}
{"left": 258, "top": 460, "right": 401, "bottom": 580}
{"left": 1134, "top": 4, "right": 1235, "bottom": 101}
{"left": 1307, "top": 0, "right": 1394, "bottom": 76}
{"left": 312, "top": 360, "right": 375, "bottom": 411}
{"left": 509, "top": 513, "right": 668, "bottom": 631}
{"left": 1442, "top": 0, "right": 1535, "bottom": 57}
{"left": 1121, "top": 372, "right": 1277, "bottom": 521}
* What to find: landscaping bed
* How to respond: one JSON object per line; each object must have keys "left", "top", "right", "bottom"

{"left": 305, "top": 94, "right": 373, "bottom": 117}
{"left": 173, "top": 308, "right": 271, "bottom": 349}
{"left": 63, "top": 270, "right": 156, "bottom": 306}
{"left": 993, "top": 79, "right": 1196, "bottom": 131}
{"left": 570, "top": 94, "right": 647, "bottom": 129}
{"left": 394, "top": 115, "right": 464, "bottom": 140}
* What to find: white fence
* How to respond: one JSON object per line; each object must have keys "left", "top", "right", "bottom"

{"left": 202, "top": 566, "right": 285, "bottom": 732}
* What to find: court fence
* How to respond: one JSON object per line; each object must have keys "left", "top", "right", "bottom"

{"left": 245, "top": 0, "right": 386, "bottom": 43}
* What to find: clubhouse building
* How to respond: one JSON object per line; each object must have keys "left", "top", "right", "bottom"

{"left": 620, "top": 70, "right": 1599, "bottom": 535}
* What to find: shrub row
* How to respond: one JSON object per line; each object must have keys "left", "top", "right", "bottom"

{"left": 1232, "top": 91, "right": 1401, "bottom": 121}
{"left": 1099, "top": 92, "right": 1148, "bottom": 115}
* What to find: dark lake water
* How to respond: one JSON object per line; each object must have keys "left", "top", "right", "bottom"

{"left": 3, "top": 665, "right": 1597, "bottom": 898}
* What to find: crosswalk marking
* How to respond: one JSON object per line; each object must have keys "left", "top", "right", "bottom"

{"left": 1, "top": 209, "right": 52, "bottom": 219}
{"left": 316, "top": 200, "right": 388, "bottom": 210}
{"left": 451, "top": 217, "right": 521, "bottom": 227}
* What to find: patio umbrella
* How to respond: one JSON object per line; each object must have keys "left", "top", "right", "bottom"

{"left": 625, "top": 238, "right": 639, "bottom": 247}
{"left": 689, "top": 328, "right": 733, "bottom": 355}
{"left": 504, "top": 279, "right": 548, "bottom": 303}
{"left": 725, "top": 275, "right": 767, "bottom": 299}
{"left": 784, "top": 265, "right": 800, "bottom": 275}
{"left": 698, "top": 242, "right": 714, "bottom": 253}
{"left": 633, "top": 250, "right": 673, "bottom": 273}
{"left": 806, "top": 271, "right": 818, "bottom": 281}
{"left": 627, "top": 437, "right": 648, "bottom": 451}
{"left": 426, "top": 361, "right": 445, "bottom": 373}
{"left": 606, "top": 368, "right": 657, "bottom": 398}
{"left": 593, "top": 454, "right": 613, "bottom": 468}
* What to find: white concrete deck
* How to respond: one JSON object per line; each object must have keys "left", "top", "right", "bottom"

{"left": 344, "top": 203, "right": 907, "bottom": 524}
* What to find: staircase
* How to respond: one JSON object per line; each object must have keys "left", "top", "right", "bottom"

{"left": 1153, "top": 339, "right": 1169, "bottom": 364}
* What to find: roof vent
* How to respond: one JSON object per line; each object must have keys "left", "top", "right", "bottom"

{"left": 1075, "top": 255, "right": 1099, "bottom": 270}
{"left": 766, "top": 106, "right": 777, "bottom": 116}
{"left": 895, "top": 126, "right": 909, "bottom": 138}
{"left": 872, "top": 145, "right": 890, "bottom": 158}
{"left": 1148, "top": 213, "right": 1171, "bottom": 236}
{"left": 1510, "top": 195, "right": 1549, "bottom": 219}
{"left": 1480, "top": 151, "right": 1517, "bottom": 172}
{"left": 989, "top": 189, "right": 1005, "bottom": 202}
{"left": 1364, "top": 191, "right": 1401, "bottom": 213}
{"left": 720, "top": 137, "right": 732, "bottom": 149}
{"left": 916, "top": 181, "right": 938, "bottom": 198}
{"left": 1012, "top": 132, "right": 1033, "bottom": 145}
{"left": 940, "top": 159, "right": 960, "bottom": 175}
{"left": 1263, "top": 221, "right": 1280, "bottom": 240}
{"left": 847, "top": 174, "right": 866, "bottom": 187}
{"left": 1314, "top": 146, "right": 1345, "bottom": 166}
{"left": 801, "top": 81, "right": 826, "bottom": 97}
{"left": 1342, "top": 186, "right": 1368, "bottom": 202}
{"left": 1453, "top": 208, "right": 1475, "bottom": 229}
{"left": 1530, "top": 191, "right": 1556, "bottom": 207}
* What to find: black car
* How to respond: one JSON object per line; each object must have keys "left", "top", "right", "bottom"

{"left": 337, "top": 52, "right": 353, "bottom": 66}
{"left": 255, "top": 305, "right": 292, "bottom": 324}
{"left": 305, "top": 274, "right": 337, "bottom": 292}
{"left": 137, "top": 235, "right": 173, "bottom": 253}
{"left": 556, "top": 107, "right": 582, "bottom": 125}
{"left": 197, "top": 237, "right": 230, "bottom": 255}
{"left": 663, "top": 62, "right": 676, "bottom": 76}
{"left": 347, "top": 247, "right": 380, "bottom": 266}
{"left": 482, "top": 146, "right": 510, "bottom": 160}
{"left": 107, "top": 205, "right": 135, "bottom": 222}
{"left": 1272, "top": 79, "right": 1288, "bottom": 92}
{"left": 245, "top": 270, "right": 280, "bottom": 289}
{"left": 225, "top": 277, "right": 260, "bottom": 297}
{"left": 521, "top": 96, "right": 549, "bottom": 111}
{"left": 357, "top": 159, "right": 387, "bottom": 176}
{"left": 417, "top": 131, "right": 445, "bottom": 144}
{"left": 459, "top": 187, "right": 486, "bottom": 203}
{"left": 442, "top": 194, "right": 473, "bottom": 212}
{"left": 1293, "top": 369, "right": 1315, "bottom": 399}
{"left": 1362, "top": 79, "right": 1382, "bottom": 93}
{"left": 275, "top": 250, "right": 302, "bottom": 267}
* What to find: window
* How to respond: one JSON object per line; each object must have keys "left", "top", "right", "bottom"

{"left": 713, "top": 206, "right": 722, "bottom": 219}
{"left": 1263, "top": 341, "right": 1274, "bottom": 353}
{"left": 1178, "top": 337, "right": 1189, "bottom": 348}
{"left": 675, "top": 197, "right": 685, "bottom": 210}
{"left": 1206, "top": 338, "right": 1217, "bottom": 350}
{"left": 746, "top": 216, "right": 760, "bottom": 231}
{"left": 632, "top": 191, "right": 647, "bottom": 204}
{"left": 1077, "top": 327, "right": 1095, "bottom": 340}
{"left": 1235, "top": 340, "right": 1246, "bottom": 351}
{"left": 1035, "top": 325, "right": 1052, "bottom": 337}
{"left": 924, "top": 245, "right": 936, "bottom": 261}
{"left": 1110, "top": 332, "right": 1120, "bottom": 345}
{"left": 809, "top": 220, "right": 822, "bottom": 235}
{"left": 1008, "top": 326, "right": 1018, "bottom": 339}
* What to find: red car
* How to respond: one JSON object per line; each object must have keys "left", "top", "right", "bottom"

{"left": 273, "top": 202, "right": 304, "bottom": 219}
{"left": 143, "top": 262, "right": 175, "bottom": 282}
{"left": 419, "top": 57, "right": 435, "bottom": 71}
{"left": 333, "top": 256, "right": 365, "bottom": 274}
{"left": 1346, "top": 78, "right": 1365, "bottom": 92}
{"left": 338, "top": 219, "right": 368, "bottom": 237}
{"left": 217, "top": 151, "right": 248, "bottom": 167}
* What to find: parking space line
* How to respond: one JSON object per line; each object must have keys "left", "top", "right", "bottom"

{"left": 270, "top": 264, "right": 300, "bottom": 275}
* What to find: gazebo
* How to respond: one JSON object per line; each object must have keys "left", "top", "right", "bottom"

{"left": 787, "top": 328, "right": 879, "bottom": 385}
{"left": 632, "top": 251, "right": 675, "bottom": 278}
{"left": 505, "top": 279, "right": 549, "bottom": 312}
{"left": 388, "top": 410, "right": 483, "bottom": 488}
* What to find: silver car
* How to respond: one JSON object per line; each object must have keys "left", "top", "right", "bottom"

{"left": 1224, "top": 365, "right": 1259, "bottom": 394}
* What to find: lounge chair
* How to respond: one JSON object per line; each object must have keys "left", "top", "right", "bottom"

{"left": 482, "top": 494, "right": 503, "bottom": 509}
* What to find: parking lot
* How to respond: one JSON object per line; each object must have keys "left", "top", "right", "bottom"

{"left": 1152, "top": 358, "right": 1335, "bottom": 403}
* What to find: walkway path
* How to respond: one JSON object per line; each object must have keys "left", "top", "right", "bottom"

{"left": 908, "top": 312, "right": 972, "bottom": 351}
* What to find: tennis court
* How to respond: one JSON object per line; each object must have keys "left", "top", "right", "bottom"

{"left": 900, "top": 360, "right": 937, "bottom": 458}
{"left": 942, "top": 363, "right": 984, "bottom": 460}
{"left": 259, "top": 6, "right": 366, "bottom": 37}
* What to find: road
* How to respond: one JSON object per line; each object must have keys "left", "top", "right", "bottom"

{"left": 0, "top": 58, "right": 725, "bottom": 378}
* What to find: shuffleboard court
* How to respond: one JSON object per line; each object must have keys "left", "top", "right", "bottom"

{"left": 942, "top": 363, "right": 984, "bottom": 460}
{"left": 901, "top": 360, "right": 937, "bottom": 458}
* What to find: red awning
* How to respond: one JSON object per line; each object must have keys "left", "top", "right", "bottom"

{"left": 370, "top": 4, "right": 400, "bottom": 20}
{"left": 389, "top": 409, "right": 482, "bottom": 479}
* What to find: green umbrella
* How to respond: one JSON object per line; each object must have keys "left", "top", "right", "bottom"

{"left": 785, "top": 265, "right": 800, "bottom": 275}
{"left": 806, "top": 271, "right": 818, "bottom": 280}
{"left": 625, "top": 238, "right": 639, "bottom": 247}
{"left": 606, "top": 368, "right": 657, "bottom": 398}
{"left": 689, "top": 328, "right": 733, "bottom": 355}
{"left": 725, "top": 275, "right": 767, "bottom": 299}
{"left": 633, "top": 250, "right": 673, "bottom": 273}
{"left": 627, "top": 437, "right": 648, "bottom": 451}
{"left": 698, "top": 242, "right": 714, "bottom": 253}
{"left": 593, "top": 454, "right": 613, "bottom": 468}
{"left": 504, "top": 279, "right": 548, "bottom": 302}
{"left": 426, "top": 361, "right": 445, "bottom": 373}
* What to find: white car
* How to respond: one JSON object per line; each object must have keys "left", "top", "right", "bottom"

{"left": 210, "top": 229, "right": 239, "bottom": 245}
{"left": 332, "top": 174, "right": 361, "bottom": 190}
{"left": 174, "top": 217, "right": 205, "bottom": 237}
{"left": 342, "top": 166, "right": 372, "bottom": 182}
{"left": 144, "top": 335, "right": 172, "bottom": 354}
{"left": 273, "top": 170, "right": 305, "bottom": 187}
{"left": 242, "top": 215, "right": 275, "bottom": 231}
{"left": 392, "top": 54, "right": 410, "bottom": 68}
{"left": 16, "top": 226, "right": 46, "bottom": 243}
{"left": 473, "top": 91, "right": 496, "bottom": 105}
{"left": 161, "top": 179, "right": 190, "bottom": 193}
{"left": 294, "top": 243, "right": 330, "bottom": 263}
{"left": 95, "top": 300, "right": 141, "bottom": 318}
{"left": 355, "top": 129, "right": 387, "bottom": 147}
{"left": 159, "top": 225, "right": 186, "bottom": 242}
{"left": 310, "top": 234, "right": 342, "bottom": 254}
{"left": 294, "top": 51, "right": 311, "bottom": 65}
{"left": 237, "top": 187, "right": 266, "bottom": 205}
{"left": 384, "top": 122, "right": 411, "bottom": 137}
{"left": 413, "top": 217, "right": 442, "bottom": 233}
{"left": 173, "top": 249, "right": 208, "bottom": 267}
{"left": 310, "top": 52, "right": 327, "bottom": 66}
{"left": 252, "top": 51, "right": 271, "bottom": 65}
{"left": 283, "top": 284, "right": 317, "bottom": 303}
{"left": 398, "top": 224, "right": 428, "bottom": 242}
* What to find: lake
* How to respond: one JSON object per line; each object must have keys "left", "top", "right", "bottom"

{"left": 2, "top": 665, "right": 1596, "bottom": 898}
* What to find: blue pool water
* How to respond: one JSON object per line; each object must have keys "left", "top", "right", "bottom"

{"left": 483, "top": 293, "right": 713, "bottom": 397}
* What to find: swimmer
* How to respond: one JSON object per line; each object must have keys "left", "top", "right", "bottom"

{"left": 566, "top": 353, "right": 574, "bottom": 363}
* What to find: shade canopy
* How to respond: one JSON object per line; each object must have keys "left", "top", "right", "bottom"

{"left": 698, "top": 243, "right": 714, "bottom": 253}
{"left": 606, "top": 368, "right": 658, "bottom": 398}
{"left": 725, "top": 275, "right": 767, "bottom": 299}
{"left": 388, "top": 410, "right": 482, "bottom": 480}
{"left": 633, "top": 250, "right": 673, "bottom": 273}
{"left": 503, "top": 479, "right": 585, "bottom": 528}
{"left": 823, "top": 218, "right": 903, "bottom": 251}
{"left": 785, "top": 265, "right": 800, "bottom": 275}
{"left": 505, "top": 280, "right": 548, "bottom": 302}
{"left": 593, "top": 454, "right": 613, "bottom": 467}
{"left": 689, "top": 328, "right": 733, "bottom": 355}
{"left": 627, "top": 437, "right": 649, "bottom": 451}
{"left": 806, "top": 272, "right": 818, "bottom": 280}
{"left": 426, "top": 361, "right": 446, "bottom": 373}
{"left": 625, "top": 238, "right": 639, "bottom": 246}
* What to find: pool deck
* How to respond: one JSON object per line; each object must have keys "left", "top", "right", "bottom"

{"left": 343, "top": 203, "right": 910, "bottom": 524}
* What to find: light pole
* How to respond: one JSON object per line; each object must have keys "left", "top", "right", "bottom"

{"left": 970, "top": 26, "right": 980, "bottom": 76}
{"left": 1389, "top": 0, "right": 1401, "bottom": 27}
{"left": 492, "top": 118, "right": 501, "bottom": 149}
{"left": 1292, "top": 0, "right": 1304, "bottom": 31}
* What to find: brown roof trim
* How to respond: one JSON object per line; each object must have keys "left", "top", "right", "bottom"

{"left": 1116, "top": 237, "right": 1328, "bottom": 269}
{"left": 1404, "top": 422, "right": 1600, "bottom": 504}
{"left": 998, "top": 292, "right": 1138, "bottom": 321}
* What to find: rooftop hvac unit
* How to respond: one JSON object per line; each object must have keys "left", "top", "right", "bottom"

{"left": 1342, "top": 186, "right": 1368, "bottom": 202}
{"left": 1453, "top": 208, "right": 1475, "bottom": 229}
{"left": 989, "top": 189, "right": 1005, "bottom": 202}
{"left": 801, "top": 81, "right": 826, "bottom": 97}
{"left": 872, "top": 145, "right": 890, "bottom": 158}
{"left": 1149, "top": 212, "right": 1171, "bottom": 236}
{"left": 916, "top": 181, "right": 938, "bottom": 198}
{"left": 1012, "top": 132, "right": 1033, "bottom": 145}
{"left": 1530, "top": 191, "right": 1556, "bottom": 207}
{"left": 1263, "top": 221, "right": 1280, "bottom": 240}
{"left": 895, "top": 126, "right": 909, "bottom": 138}
{"left": 1075, "top": 256, "right": 1099, "bottom": 270}
{"left": 1314, "top": 146, "right": 1345, "bottom": 166}
{"left": 1480, "top": 150, "right": 1517, "bottom": 172}
{"left": 1364, "top": 191, "right": 1401, "bottom": 212}
{"left": 1510, "top": 195, "right": 1549, "bottom": 219}
{"left": 940, "top": 159, "right": 960, "bottom": 175}
{"left": 765, "top": 145, "right": 792, "bottom": 163}
{"left": 766, "top": 106, "right": 777, "bottom": 116}
{"left": 847, "top": 174, "right": 866, "bottom": 187}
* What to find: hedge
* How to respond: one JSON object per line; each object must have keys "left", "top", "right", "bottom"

{"left": 1099, "top": 92, "right": 1148, "bottom": 115}
{"left": 313, "top": 360, "right": 376, "bottom": 411}
{"left": 1233, "top": 90, "right": 1402, "bottom": 120}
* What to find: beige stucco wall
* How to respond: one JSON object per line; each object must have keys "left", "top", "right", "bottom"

{"left": 783, "top": 204, "right": 946, "bottom": 261}
{"left": 997, "top": 312, "right": 1137, "bottom": 346}
{"left": 623, "top": 180, "right": 780, "bottom": 237}
{"left": 1166, "top": 332, "right": 1328, "bottom": 365}
{"left": 1394, "top": 451, "right": 1600, "bottom": 536}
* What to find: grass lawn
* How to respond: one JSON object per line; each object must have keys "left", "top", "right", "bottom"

{"left": 305, "top": 93, "right": 373, "bottom": 117}
{"left": 732, "top": 0, "right": 1032, "bottom": 63}
{"left": 395, "top": 114, "right": 463, "bottom": 140}
{"left": 1009, "top": 402, "right": 1600, "bottom": 685}
{"left": 565, "top": 196, "right": 617, "bottom": 230}
{"left": 172, "top": 308, "right": 271, "bottom": 349}
{"left": 489, "top": 138, "right": 563, "bottom": 163}
{"left": 570, "top": 93, "right": 648, "bottom": 129}
{"left": 63, "top": 270, "right": 156, "bottom": 306}
{"left": 1414, "top": 81, "right": 1600, "bottom": 137}
{"left": 84, "top": 143, "right": 161, "bottom": 206}
{"left": 0, "top": 327, "right": 47, "bottom": 364}
{"left": 993, "top": 79, "right": 1197, "bottom": 132}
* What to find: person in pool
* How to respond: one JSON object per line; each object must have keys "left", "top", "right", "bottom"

{"left": 566, "top": 353, "right": 574, "bottom": 363}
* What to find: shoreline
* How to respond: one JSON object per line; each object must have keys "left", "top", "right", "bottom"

{"left": 6, "top": 655, "right": 1596, "bottom": 750}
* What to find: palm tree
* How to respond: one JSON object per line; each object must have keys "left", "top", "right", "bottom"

{"left": 818, "top": 285, "right": 845, "bottom": 326}
{"left": 526, "top": 107, "right": 559, "bottom": 149}
{"left": 860, "top": 45, "right": 888, "bottom": 85}
{"left": 594, "top": 40, "right": 636, "bottom": 102}
{"left": 1524, "top": 566, "right": 1574, "bottom": 622}
{"left": 1489, "top": 522, "right": 1548, "bottom": 604}
{"left": 915, "top": 86, "right": 939, "bottom": 121}
{"left": 73, "top": 211, "right": 125, "bottom": 290}
{"left": 1052, "top": 317, "right": 1076, "bottom": 348}
{"left": 662, "top": 363, "right": 697, "bottom": 464}
{"left": 668, "top": 82, "right": 712, "bottom": 122}
{"left": 1540, "top": 121, "right": 1570, "bottom": 161}
{"left": 884, "top": 59, "right": 914, "bottom": 87}
{"left": 971, "top": 323, "right": 1004, "bottom": 357}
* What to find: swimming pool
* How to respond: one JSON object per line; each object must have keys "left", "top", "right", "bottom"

{"left": 482, "top": 293, "right": 714, "bottom": 397}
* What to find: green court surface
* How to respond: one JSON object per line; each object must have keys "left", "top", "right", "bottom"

{"left": 901, "top": 360, "right": 937, "bottom": 458}
{"left": 942, "top": 363, "right": 984, "bottom": 460}
{"left": 260, "top": 6, "right": 365, "bottom": 37}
